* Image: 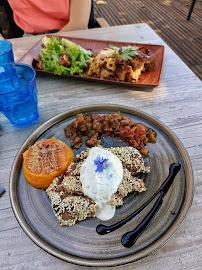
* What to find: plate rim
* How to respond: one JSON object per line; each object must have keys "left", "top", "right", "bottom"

{"left": 9, "top": 104, "right": 194, "bottom": 267}
{"left": 18, "top": 35, "right": 164, "bottom": 88}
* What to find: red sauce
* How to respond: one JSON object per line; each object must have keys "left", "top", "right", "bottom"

{"left": 64, "top": 112, "right": 156, "bottom": 150}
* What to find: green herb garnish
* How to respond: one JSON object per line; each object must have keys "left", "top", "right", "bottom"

{"left": 109, "top": 45, "right": 139, "bottom": 60}
{"left": 120, "top": 46, "right": 139, "bottom": 60}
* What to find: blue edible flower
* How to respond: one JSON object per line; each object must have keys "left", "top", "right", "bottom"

{"left": 94, "top": 155, "right": 108, "bottom": 172}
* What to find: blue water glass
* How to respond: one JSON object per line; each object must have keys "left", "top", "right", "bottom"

{"left": 0, "top": 40, "right": 14, "bottom": 64}
{"left": 0, "top": 63, "right": 39, "bottom": 127}
{"left": 0, "top": 63, "right": 20, "bottom": 91}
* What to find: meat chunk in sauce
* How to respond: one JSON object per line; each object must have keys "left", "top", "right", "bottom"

{"left": 64, "top": 112, "right": 157, "bottom": 153}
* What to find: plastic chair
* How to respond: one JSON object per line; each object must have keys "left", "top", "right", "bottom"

{"left": 0, "top": 0, "right": 24, "bottom": 38}
{"left": 88, "top": 0, "right": 110, "bottom": 28}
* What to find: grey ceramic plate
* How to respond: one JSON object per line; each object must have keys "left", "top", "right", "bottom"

{"left": 10, "top": 105, "right": 193, "bottom": 267}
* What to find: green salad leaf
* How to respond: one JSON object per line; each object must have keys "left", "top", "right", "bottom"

{"left": 39, "top": 36, "right": 93, "bottom": 75}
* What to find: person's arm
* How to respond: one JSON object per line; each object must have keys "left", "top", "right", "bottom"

{"left": 59, "top": 0, "right": 91, "bottom": 32}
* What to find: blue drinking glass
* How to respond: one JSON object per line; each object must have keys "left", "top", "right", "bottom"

{"left": 0, "top": 63, "right": 39, "bottom": 127}
{"left": 0, "top": 40, "right": 14, "bottom": 64}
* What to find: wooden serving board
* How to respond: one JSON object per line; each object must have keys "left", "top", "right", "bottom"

{"left": 18, "top": 35, "right": 164, "bottom": 87}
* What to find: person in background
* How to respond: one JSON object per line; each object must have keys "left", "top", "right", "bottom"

{"left": 7, "top": 0, "right": 92, "bottom": 35}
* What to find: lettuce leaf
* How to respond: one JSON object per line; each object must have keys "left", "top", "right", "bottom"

{"left": 39, "top": 36, "right": 93, "bottom": 75}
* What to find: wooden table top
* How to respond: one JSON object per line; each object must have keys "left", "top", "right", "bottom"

{"left": 0, "top": 23, "right": 202, "bottom": 270}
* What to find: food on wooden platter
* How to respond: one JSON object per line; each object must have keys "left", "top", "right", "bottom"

{"left": 46, "top": 146, "right": 149, "bottom": 226}
{"left": 22, "top": 137, "right": 75, "bottom": 189}
{"left": 36, "top": 36, "right": 93, "bottom": 75}
{"left": 34, "top": 36, "right": 152, "bottom": 83}
{"left": 87, "top": 45, "right": 152, "bottom": 82}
